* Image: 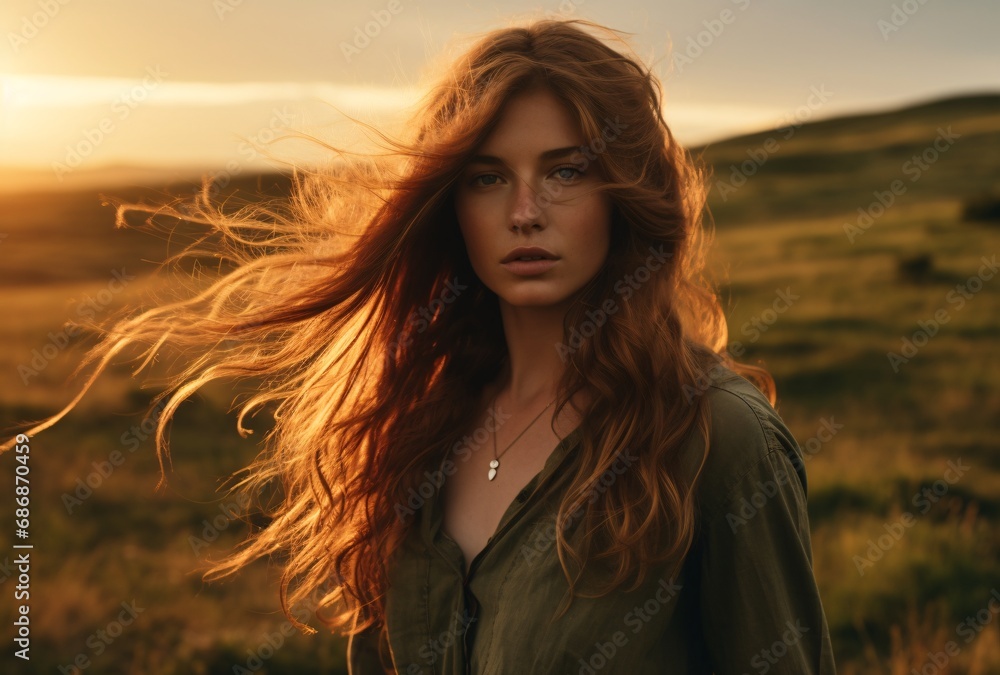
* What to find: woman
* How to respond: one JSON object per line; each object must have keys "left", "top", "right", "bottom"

{"left": 2, "top": 18, "right": 836, "bottom": 674}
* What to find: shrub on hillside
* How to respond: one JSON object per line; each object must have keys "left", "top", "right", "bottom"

{"left": 961, "top": 191, "right": 1000, "bottom": 224}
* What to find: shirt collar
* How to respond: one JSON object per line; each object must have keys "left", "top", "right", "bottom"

{"left": 420, "top": 423, "right": 585, "bottom": 548}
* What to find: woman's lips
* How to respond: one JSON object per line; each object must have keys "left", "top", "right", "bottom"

{"left": 500, "top": 258, "right": 559, "bottom": 276}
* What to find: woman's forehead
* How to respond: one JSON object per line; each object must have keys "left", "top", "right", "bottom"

{"left": 474, "top": 88, "right": 585, "bottom": 156}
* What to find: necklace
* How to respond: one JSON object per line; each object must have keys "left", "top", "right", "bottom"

{"left": 488, "top": 392, "right": 557, "bottom": 481}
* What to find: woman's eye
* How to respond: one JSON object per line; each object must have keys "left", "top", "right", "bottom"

{"left": 553, "top": 166, "right": 583, "bottom": 181}
{"left": 471, "top": 174, "right": 501, "bottom": 187}
{"left": 469, "top": 167, "right": 583, "bottom": 187}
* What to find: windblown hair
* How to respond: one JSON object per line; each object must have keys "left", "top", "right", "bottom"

{"left": 1, "top": 18, "right": 775, "bottom": 637}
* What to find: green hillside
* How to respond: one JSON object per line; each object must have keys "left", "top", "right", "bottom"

{"left": 693, "top": 92, "right": 1000, "bottom": 224}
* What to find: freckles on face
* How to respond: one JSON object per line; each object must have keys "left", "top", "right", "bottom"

{"left": 453, "top": 87, "right": 613, "bottom": 307}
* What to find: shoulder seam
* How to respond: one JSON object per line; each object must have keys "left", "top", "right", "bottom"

{"left": 701, "top": 380, "right": 786, "bottom": 523}
{"left": 706, "top": 378, "right": 783, "bottom": 455}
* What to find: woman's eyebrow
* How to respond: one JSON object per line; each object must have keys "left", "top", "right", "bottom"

{"left": 467, "top": 145, "right": 583, "bottom": 166}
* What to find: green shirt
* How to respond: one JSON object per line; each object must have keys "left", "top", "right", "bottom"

{"left": 347, "top": 368, "right": 837, "bottom": 674}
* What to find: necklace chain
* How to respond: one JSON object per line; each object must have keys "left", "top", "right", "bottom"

{"left": 488, "top": 391, "right": 557, "bottom": 482}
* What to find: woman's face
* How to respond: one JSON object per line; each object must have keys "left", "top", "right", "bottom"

{"left": 454, "top": 87, "right": 613, "bottom": 309}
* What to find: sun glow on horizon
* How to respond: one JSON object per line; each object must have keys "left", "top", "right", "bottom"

{"left": 0, "top": 72, "right": 813, "bottom": 196}
{"left": 0, "top": 72, "right": 423, "bottom": 113}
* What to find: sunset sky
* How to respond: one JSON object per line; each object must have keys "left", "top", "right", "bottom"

{"left": 0, "top": 0, "right": 997, "bottom": 191}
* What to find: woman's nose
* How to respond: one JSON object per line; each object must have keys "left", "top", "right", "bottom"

{"left": 509, "top": 174, "right": 544, "bottom": 230}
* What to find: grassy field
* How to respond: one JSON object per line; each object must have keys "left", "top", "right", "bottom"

{"left": 1, "top": 92, "right": 999, "bottom": 673}
{"left": 698, "top": 92, "right": 1000, "bottom": 674}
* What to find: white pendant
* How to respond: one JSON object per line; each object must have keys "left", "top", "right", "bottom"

{"left": 488, "top": 459, "right": 499, "bottom": 481}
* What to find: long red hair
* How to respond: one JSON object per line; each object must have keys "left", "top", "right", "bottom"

{"left": 1, "top": 17, "right": 775, "bottom": 637}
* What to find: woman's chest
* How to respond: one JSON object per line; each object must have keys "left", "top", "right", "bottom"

{"left": 439, "top": 423, "right": 562, "bottom": 574}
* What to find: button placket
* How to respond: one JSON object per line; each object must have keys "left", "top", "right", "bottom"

{"left": 455, "top": 426, "right": 584, "bottom": 673}
{"left": 461, "top": 585, "right": 480, "bottom": 675}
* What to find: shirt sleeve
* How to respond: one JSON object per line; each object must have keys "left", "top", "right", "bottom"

{"left": 698, "top": 440, "right": 837, "bottom": 674}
